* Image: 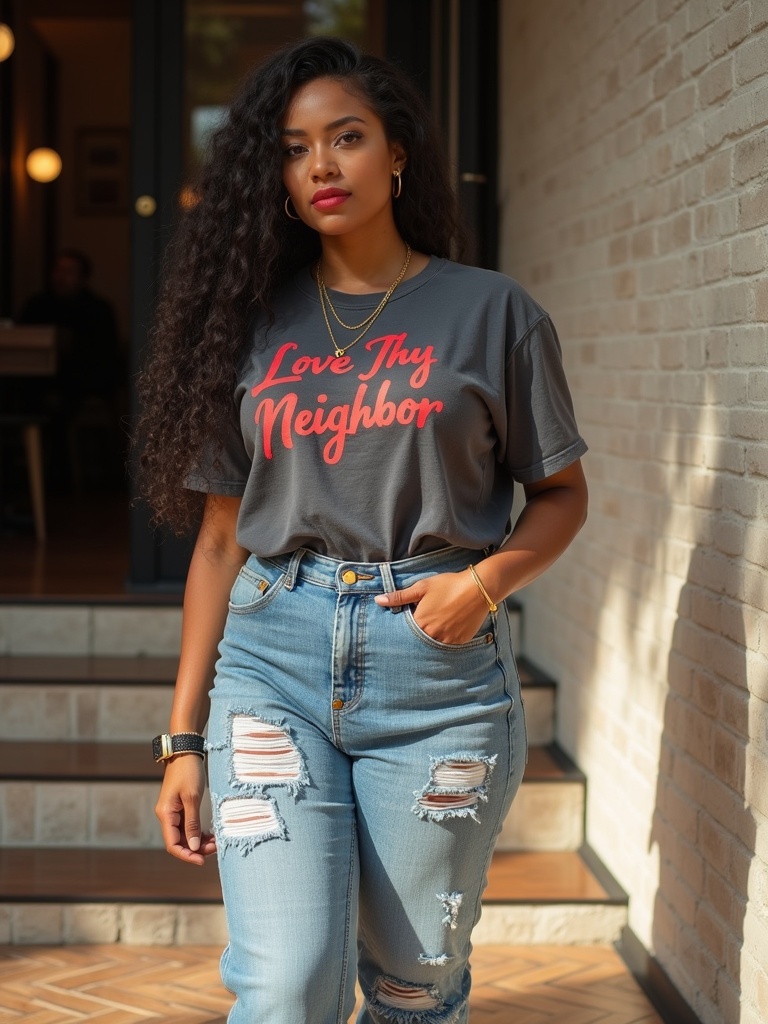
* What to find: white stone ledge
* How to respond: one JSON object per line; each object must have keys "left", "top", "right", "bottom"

{"left": 0, "top": 903, "right": 228, "bottom": 945}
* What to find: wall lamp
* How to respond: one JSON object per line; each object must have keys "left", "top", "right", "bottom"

{"left": 26, "top": 147, "right": 62, "bottom": 183}
{"left": 0, "top": 23, "right": 14, "bottom": 62}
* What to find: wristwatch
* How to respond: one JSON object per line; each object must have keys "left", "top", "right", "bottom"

{"left": 152, "top": 732, "right": 206, "bottom": 763}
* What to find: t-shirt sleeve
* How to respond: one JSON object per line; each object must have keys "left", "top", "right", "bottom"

{"left": 502, "top": 313, "right": 587, "bottom": 483}
{"left": 184, "top": 395, "right": 251, "bottom": 496}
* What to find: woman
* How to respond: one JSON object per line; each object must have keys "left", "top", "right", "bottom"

{"left": 140, "top": 36, "right": 587, "bottom": 1024}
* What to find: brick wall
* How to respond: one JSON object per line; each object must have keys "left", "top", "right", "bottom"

{"left": 498, "top": 2, "right": 768, "bottom": 1022}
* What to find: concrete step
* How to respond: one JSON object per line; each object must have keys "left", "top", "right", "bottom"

{"left": 0, "top": 601, "right": 524, "bottom": 657}
{"left": 0, "top": 606, "right": 183, "bottom": 657}
{"left": 0, "top": 652, "right": 556, "bottom": 746}
{"left": 0, "top": 847, "right": 627, "bottom": 946}
{"left": 0, "top": 742, "right": 583, "bottom": 851}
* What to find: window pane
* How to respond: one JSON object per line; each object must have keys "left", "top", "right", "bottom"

{"left": 184, "top": 0, "right": 377, "bottom": 178}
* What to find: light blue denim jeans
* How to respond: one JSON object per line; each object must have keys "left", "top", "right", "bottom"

{"left": 207, "top": 545, "right": 527, "bottom": 1024}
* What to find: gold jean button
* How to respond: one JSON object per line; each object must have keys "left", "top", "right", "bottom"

{"left": 332, "top": 699, "right": 344, "bottom": 710}
{"left": 341, "top": 570, "right": 357, "bottom": 584}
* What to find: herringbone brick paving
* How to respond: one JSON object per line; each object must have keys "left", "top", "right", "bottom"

{"left": 0, "top": 944, "right": 663, "bottom": 1022}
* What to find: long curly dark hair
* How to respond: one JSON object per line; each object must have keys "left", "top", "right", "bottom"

{"left": 137, "top": 36, "right": 465, "bottom": 534}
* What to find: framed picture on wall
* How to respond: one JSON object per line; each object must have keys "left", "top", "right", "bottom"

{"left": 75, "top": 128, "right": 130, "bottom": 216}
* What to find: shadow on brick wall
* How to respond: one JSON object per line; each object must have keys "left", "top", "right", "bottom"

{"left": 651, "top": 538, "right": 755, "bottom": 1022}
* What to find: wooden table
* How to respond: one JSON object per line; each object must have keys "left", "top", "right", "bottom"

{"left": 0, "top": 326, "right": 60, "bottom": 543}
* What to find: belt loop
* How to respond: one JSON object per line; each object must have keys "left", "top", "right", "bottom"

{"left": 379, "top": 561, "right": 403, "bottom": 614}
{"left": 284, "top": 548, "right": 305, "bottom": 590}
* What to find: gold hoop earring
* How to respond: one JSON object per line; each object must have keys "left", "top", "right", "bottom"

{"left": 284, "top": 196, "right": 301, "bottom": 221}
{"left": 392, "top": 169, "right": 402, "bottom": 199}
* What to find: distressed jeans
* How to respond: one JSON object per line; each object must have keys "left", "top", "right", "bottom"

{"left": 207, "top": 545, "right": 527, "bottom": 1024}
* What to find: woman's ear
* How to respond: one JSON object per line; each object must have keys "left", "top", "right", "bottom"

{"left": 391, "top": 141, "right": 407, "bottom": 173}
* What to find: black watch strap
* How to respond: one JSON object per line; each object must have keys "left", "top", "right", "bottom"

{"left": 152, "top": 732, "right": 206, "bottom": 762}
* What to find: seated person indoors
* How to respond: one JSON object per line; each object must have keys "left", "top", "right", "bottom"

{"left": 11, "top": 249, "right": 122, "bottom": 491}
{"left": 20, "top": 248, "right": 120, "bottom": 411}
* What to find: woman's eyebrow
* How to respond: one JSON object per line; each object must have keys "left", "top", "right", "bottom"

{"left": 280, "top": 115, "right": 368, "bottom": 137}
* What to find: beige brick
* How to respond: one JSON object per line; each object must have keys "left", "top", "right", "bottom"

{"left": 5, "top": 606, "right": 89, "bottom": 655}
{"left": 734, "top": 130, "right": 768, "bottom": 185}
{"left": 90, "top": 783, "right": 158, "bottom": 846}
{"left": 732, "top": 232, "right": 767, "bottom": 275}
{"left": 651, "top": 50, "right": 684, "bottom": 96}
{"left": 696, "top": 197, "right": 738, "bottom": 241}
{"left": 681, "top": 31, "right": 710, "bottom": 77}
{"left": 92, "top": 607, "right": 182, "bottom": 657}
{"left": 740, "top": 181, "right": 768, "bottom": 231}
{"left": 98, "top": 686, "right": 174, "bottom": 741}
{"left": 733, "top": 325, "right": 768, "bottom": 366}
{"left": 74, "top": 688, "right": 99, "bottom": 738}
{"left": 710, "top": 727, "right": 746, "bottom": 791}
{"left": 704, "top": 865, "right": 735, "bottom": 927}
{"left": 120, "top": 905, "right": 176, "bottom": 945}
{"left": 176, "top": 905, "right": 228, "bottom": 945}
{"left": 735, "top": 31, "right": 768, "bottom": 85}
{"left": 708, "top": 3, "right": 751, "bottom": 56}
{"left": 639, "top": 24, "right": 668, "bottom": 71}
{"left": 0, "top": 783, "right": 36, "bottom": 843}
{"left": 36, "top": 784, "right": 88, "bottom": 844}
{"left": 703, "top": 150, "right": 732, "bottom": 195}
{"left": 696, "top": 909, "right": 724, "bottom": 962}
{"left": 677, "top": 925, "right": 719, "bottom": 1002}
{"left": 13, "top": 905, "right": 63, "bottom": 944}
{"left": 699, "top": 56, "right": 733, "bottom": 106}
{"left": 0, "top": 906, "right": 11, "bottom": 943}
{"left": 666, "top": 82, "right": 697, "bottom": 126}
{"left": 687, "top": 0, "right": 721, "bottom": 35}
{"left": 64, "top": 905, "right": 120, "bottom": 944}
{"left": 0, "top": 689, "right": 39, "bottom": 738}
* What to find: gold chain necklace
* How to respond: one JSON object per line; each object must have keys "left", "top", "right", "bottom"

{"left": 316, "top": 245, "right": 412, "bottom": 358}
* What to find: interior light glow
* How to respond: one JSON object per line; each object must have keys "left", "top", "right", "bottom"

{"left": 26, "top": 148, "right": 63, "bottom": 183}
{"left": 0, "top": 24, "right": 14, "bottom": 62}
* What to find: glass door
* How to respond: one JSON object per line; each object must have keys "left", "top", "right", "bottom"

{"left": 128, "top": 0, "right": 496, "bottom": 589}
{"left": 128, "top": 0, "right": 383, "bottom": 589}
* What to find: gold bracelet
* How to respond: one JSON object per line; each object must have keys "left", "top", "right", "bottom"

{"left": 467, "top": 564, "right": 498, "bottom": 613}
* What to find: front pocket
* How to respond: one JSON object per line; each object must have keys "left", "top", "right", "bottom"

{"left": 228, "top": 560, "right": 287, "bottom": 614}
{"left": 403, "top": 606, "right": 496, "bottom": 652}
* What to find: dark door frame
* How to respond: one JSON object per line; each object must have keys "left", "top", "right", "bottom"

{"left": 128, "top": 0, "right": 499, "bottom": 590}
{"left": 129, "top": 0, "right": 192, "bottom": 590}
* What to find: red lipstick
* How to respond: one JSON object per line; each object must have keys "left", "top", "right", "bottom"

{"left": 311, "top": 187, "right": 350, "bottom": 210}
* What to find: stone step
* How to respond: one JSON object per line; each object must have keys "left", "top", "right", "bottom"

{"left": 0, "top": 606, "right": 183, "bottom": 658}
{"left": 0, "top": 742, "right": 584, "bottom": 851}
{"left": 0, "top": 600, "right": 524, "bottom": 657}
{"left": 0, "top": 652, "right": 556, "bottom": 746}
{"left": 0, "top": 847, "right": 627, "bottom": 946}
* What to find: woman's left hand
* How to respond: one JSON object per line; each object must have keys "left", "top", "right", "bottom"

{"left": 374, "top": 569, "right": 491, "bottom": 644}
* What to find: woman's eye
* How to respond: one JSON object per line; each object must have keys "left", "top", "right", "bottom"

{"left": 336, "top": 131, "right": 362, "bottom": 146}
{"left": 283, "top": 144, "right": 306, "bottom": 158}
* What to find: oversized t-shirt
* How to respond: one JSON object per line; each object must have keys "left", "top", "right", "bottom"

{"left": 186, "top": 257, "right": 587, "bottom": 561}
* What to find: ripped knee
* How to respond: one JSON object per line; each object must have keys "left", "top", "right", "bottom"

{"left": 413, "top": 754, "right": 496, "bottom": 823}
{"left": 369, "top": 974, "right": 458, "bottom": 1022}
{"left": 230, "top": 714, "right": 307, "bottom": 791}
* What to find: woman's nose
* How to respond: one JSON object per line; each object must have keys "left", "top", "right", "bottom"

{"left": 310, "top": 149, "right": 339, "bottom": 180}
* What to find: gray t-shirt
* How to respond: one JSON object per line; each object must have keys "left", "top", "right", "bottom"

{"left": 186, "top": 257, "right": 587, "bottom": 561}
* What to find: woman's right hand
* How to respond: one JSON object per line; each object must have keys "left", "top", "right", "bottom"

{"left": 155, "top": 754, "right": 217, "bottom": 867}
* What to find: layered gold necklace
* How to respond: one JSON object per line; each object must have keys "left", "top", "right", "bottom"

{"left": 316, "top": 245, "right": 412, "bottom": 358}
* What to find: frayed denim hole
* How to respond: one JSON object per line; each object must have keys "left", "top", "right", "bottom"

{"left": 224, "top": 710, "right": 309, "bottom": 796}
{"left": 412, "top": 754, "right": 496, "bottom": 822}
{"left": 437, "top": 892, "right": 463, "bottom": 930}
{"left": 367, "top": 973, "right": 461, "bottom": 1024}
{"left": 418, "top": 953, "right": 453, "bottom": 967}
{"left": 211, "top": 792, "right": 286, "bottom": 854}
{"left": 373, "top": 974, "right": 440, "bottom": 1010}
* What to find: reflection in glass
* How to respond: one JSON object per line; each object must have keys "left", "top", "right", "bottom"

{"left": 184, "top": 0, "right": 374, "bottom": 182}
